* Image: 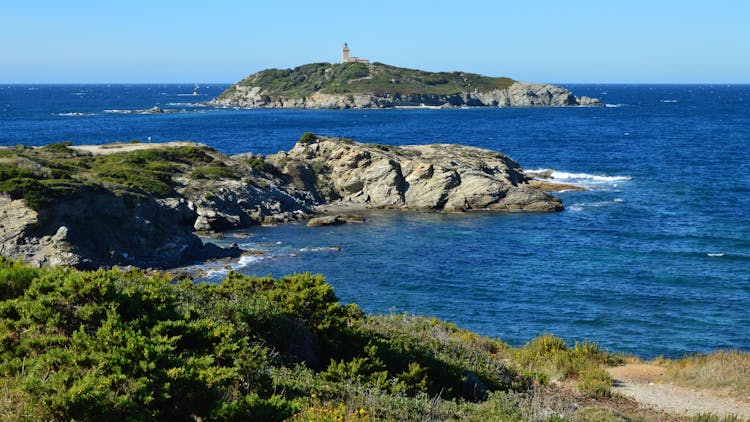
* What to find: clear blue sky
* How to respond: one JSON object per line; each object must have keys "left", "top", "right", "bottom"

{"left": 1, "top": 0, "right": 748, "bottom": 83}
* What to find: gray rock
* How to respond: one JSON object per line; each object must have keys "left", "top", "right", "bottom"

{"left": 267, "top": 136, "right": 563, "bottom": 213}
{"left": 306, "top": 215, "right": 365, "bottom": 227}
{"left": 209, "top": 81, "right": 601, "bottom": 109}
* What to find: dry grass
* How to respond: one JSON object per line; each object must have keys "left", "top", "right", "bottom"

{"left": 659, "top": 350, "right": 750, "bottom": 401}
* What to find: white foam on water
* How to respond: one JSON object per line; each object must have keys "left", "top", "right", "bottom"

{"left": 707, "top": 253, "right": 724, "bottom": 257}
{"left": 234, "top": 254, "right": 262, "bottom": 268}
{"left": 527, "top": 168, "right": 632, "bottom": 191}
{"left": 56, "top": 112, "right": 94, "bottom": 116}
{"left": 552, "top": 170, "right": 633, "bottom": 183}
{"left": 167, "top": 102, "right": 206, "bottom": 107}
{"left": 660, "top": 99, "right": 679, "bottom": 103}
{"left": 299, "top": 246, "right": 341, "bottom": 253}
{"left": 605, "top": 103, "right": 625, "bottom": 107}
{"left": 205, "top": 268, "right": 229, "bottom": 278}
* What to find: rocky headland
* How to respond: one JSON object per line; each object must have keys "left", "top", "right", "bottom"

{"left": 209, "top": 62, "right": 601, "bottom": 109}
{"left": 0, "top": 136, "right": 568, "bottom": 269}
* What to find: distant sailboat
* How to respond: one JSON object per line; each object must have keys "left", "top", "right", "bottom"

{"left": 193, "top": 84, "right": 199, "bottom": 96}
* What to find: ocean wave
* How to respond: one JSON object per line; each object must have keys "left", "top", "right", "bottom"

{"left": 706, "top": 253, "right": 724, "bottom": 257}
{"left": 660, "top": 99, "right": 679, "bottom": 103}
{"left": 551, "top": 171, "right": 632, "bottom": 183}
{"left": 55, "top": 112, "right": 94, "bottom": 117}
{"left": 605, "top": 103, "right": 626, "bottom": 107}
{"left": 567, "top": 199, "right": 624, "bottom": 211}
{"left": 299, "top": 246, "right": 342, "bottom": 253}
{"left": 235, "top": 254, "right": 262, "bottom": 267}
{"left": 104, "top": 107, "right": 179, "bottom": 114}
{"left": 527, "top": 168, "right": 632, "bottom": 186}
{"left": 166, "top": 102, "right": 207, "bottom": 107}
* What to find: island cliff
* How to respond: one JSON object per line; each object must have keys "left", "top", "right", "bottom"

{"left": 0, "top": 136, "right": 564, "bottom": 269}
{"left": 209, "top": 62, "right": 600, "bottom": 109}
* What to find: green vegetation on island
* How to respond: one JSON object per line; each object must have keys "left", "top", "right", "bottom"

{"left": 0, "top": 142, "right": 239, "bottom": 210}
{"left": 217, "top": 62, "right": 515, "bottom": 100}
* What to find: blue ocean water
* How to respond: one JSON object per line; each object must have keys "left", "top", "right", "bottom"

{"left": 1, "top": 83, "right": 749, "bottom": 358}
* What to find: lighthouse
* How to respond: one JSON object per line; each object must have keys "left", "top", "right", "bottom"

{"left": 341, "top": 43, "right": 369, "bottom": 64}
{"left": 342, "top": 43, "right": 351, "bottom": 63}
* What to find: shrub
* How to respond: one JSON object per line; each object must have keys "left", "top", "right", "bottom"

{"left": 41, "top": 142, "right": 73, "bottom": 154}
{"left": 514, "top": 335, "right": 615, "bottom": 396}
{"left": 299, "top": 132, "right": 317, "bottom": 144}
{"left": 0, "top": 259, "right": 39, "bottom": 300}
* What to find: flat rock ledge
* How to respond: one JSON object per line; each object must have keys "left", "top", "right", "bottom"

{"left": 306, "top": 215, "right": 366, "bottom": 227}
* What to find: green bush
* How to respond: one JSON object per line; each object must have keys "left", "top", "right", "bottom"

{"left": 0, "top": 260, "right": 632, "bottom": 420}
{"left": 514, "top": 334, "right": 615, "bottom": 396}
{"left": 299, "top": 132, "right": 317, "bottom": 144}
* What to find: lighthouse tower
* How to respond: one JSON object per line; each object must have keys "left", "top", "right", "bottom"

{"left": 341, "top": 43, "right": 351, "bottom": 63}
{"left": 340, "top": 43, "right": 369, "bottom": 64}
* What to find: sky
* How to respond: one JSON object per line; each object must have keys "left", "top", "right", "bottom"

{"left": 1, "top": 0, "right": 748, "bottom": 84}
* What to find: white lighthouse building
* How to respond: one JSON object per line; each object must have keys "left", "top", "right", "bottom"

{"left": 341, "top": 43, "right": 369, "bottom": 64}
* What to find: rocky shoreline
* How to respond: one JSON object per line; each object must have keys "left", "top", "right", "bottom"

{"left": 210, "top": 81, "right": 601, "bottom": 109}
{"left": 0, "top": 135, "right": 573, "bottom": 269}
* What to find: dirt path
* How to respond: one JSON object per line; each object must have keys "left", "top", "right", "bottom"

{"left": 69, "top": 141, "right": 201, "bottom": 155}
{"left": 608, "top": 363, "right": 750, "bottom": 419}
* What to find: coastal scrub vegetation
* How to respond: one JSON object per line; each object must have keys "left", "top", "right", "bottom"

{"left": 0, "top": 258, "right": 652, "bottom": 421}
{"left": 0, "top": 144, "right": 244, "bottom": 209}
{"left": 220, "top": 62, "right": 515, "bottom": 99}
{"left": 659, "top": 350, "right": 750, "bottom": 400}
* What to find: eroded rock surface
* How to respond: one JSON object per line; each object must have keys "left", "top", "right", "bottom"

{"left": 267, "top": 136, "right": 563, "bottom": 213}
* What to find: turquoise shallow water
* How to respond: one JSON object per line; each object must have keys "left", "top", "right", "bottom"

{"left": 1, "top": 84, "right": 749, "bottom": 357}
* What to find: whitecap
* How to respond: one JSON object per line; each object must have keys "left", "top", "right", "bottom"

{"left": 605, "top": 103, "right": 625, "bottom": 107}
{"left": 205, "top": 268, "right": 229, "bottom": 278}
{"left": 167, "top": 102, "right": 206, "bottom": 107}
{"left": 613, "top": 198, "right": 624, "bottom": 202}
{"left": 234, "top": 254, "right": 262, "bottom": 268}
{"left": 660, "top": 99, "right": 678, "bottom": 103}
{"left": 548, "top": 171, "right": 632, "bottom": 183}
{"left": 707, "top": 253, "right": 724, "bottom": 257}
{"left": 299, "top": 246, "right": 342, "bottom": 253}
{"left": 56, "top": 112, "right": 94, "bottom": 117}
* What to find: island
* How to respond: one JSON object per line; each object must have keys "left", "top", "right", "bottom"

{"left": 0, "top": 135, "right": 567, "bottom": 269}
{"left": 209, "top": 61, "right": 601, "bottom": 109}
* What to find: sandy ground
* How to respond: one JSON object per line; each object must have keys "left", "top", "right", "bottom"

{"left": 69, "top": 141, "right": 201, "bottom": 155}
{"left": 608, "top": 363, "right": 750, "bottom": 419}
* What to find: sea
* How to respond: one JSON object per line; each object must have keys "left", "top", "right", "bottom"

{"left": 1, "top": 83, "right": 749, "bottom": 358}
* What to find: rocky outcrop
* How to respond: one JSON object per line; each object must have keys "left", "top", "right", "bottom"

{"left": 210, "top": 81, "right": 600, "bottom": 109}
{"left": 267, "top": 136, "right": 563, "bottom": 213}
{"left": 0, "top": 190, "right": 240, "bottom": 269}
{"left": 306, "top": 215, "right": 366, "bottom": 227}
{"left": 0, "top": 137, "right": 563, "bottom": 269}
